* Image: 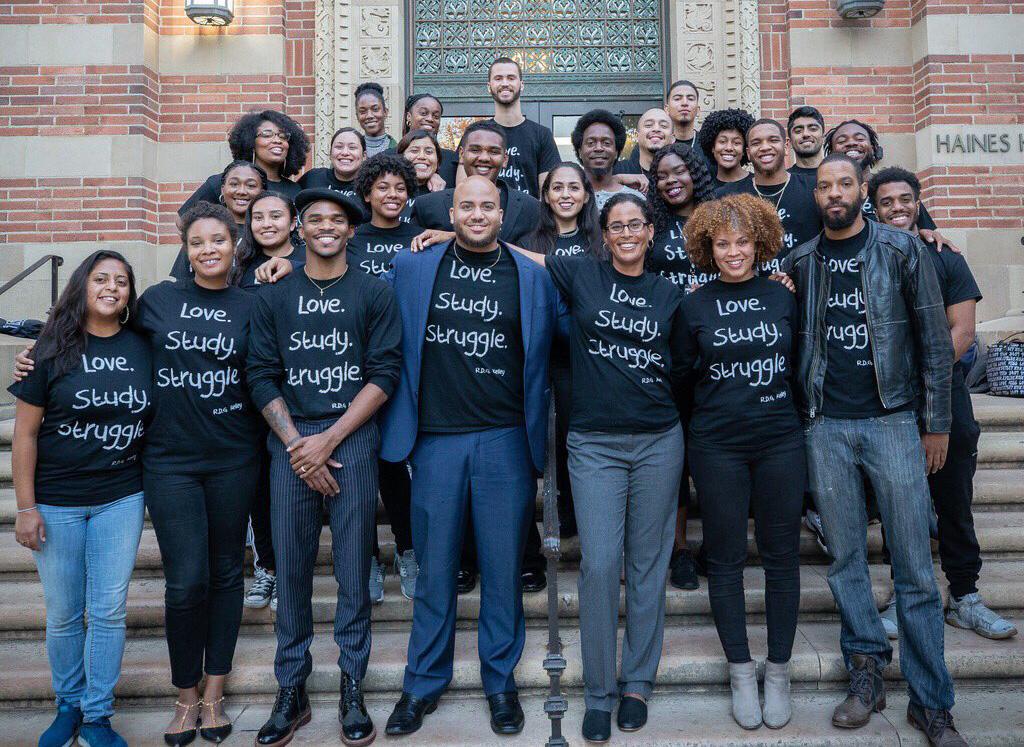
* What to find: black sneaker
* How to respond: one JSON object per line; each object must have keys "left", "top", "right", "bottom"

{"left": 694, "top": 543, "right": 708, "bottom": 577}
{"left": 669, "top": 548, "right": 699, "bottom": 590}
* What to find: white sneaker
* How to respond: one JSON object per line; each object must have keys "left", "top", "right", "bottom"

{"left": 394, "top": 549, "right": 419, "bottom": 601}
{"left": 880, "top": 594, "right": 899, "bottom": 640}
{"left": 244, "top": 566, "right": 276, "bottom": 609}
{"left": 270, "top": 582, "right": 277, "bottom": 613}
{"left": 803, "top": 510, "right": 830, "bottom": 557}
{"left": 368, "top": 556, "right": 385, "bottom": 605}
{"left": 946, "top": 592, "right": 1017, "bottom": 640}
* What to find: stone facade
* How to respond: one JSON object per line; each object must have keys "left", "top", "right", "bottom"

{"left": 0, "top": 0, "right": 1021, "bottom": 321}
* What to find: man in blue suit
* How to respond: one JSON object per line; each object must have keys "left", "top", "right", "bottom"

{"left": 381, "top": 176, "right": 564, "bottom": 737}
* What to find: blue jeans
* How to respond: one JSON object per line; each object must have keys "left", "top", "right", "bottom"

{"left": 33, "top": 491, "right": 145, "bottom": 721}
{"left": 805, "top": 412, "right": 954, "bottom": 710}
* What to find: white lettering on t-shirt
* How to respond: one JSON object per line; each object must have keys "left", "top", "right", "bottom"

{"left": 436, "top": 291, "right": 501, "bottom": 322}
{"left": 449, "top": 262, "right": 495, "bottom": 284}
{"left": 709, "top": 353, "right": 787, "bottom": 386}
{"left": 297, "top": 295, "right": 343, "bottom": 315}
{"left": 73, "top": 386, "right": 149, "bottom": 414}
{"left": 609, "top": 283, "right": 649, "bottom": 308}
{"left": 57, "top": 419, "right": 146, "bottom": 451}
{"left": 594, "top": 309, "right": 660, "bottom": 343}
{"left": 80, "top": 354, "right": 132, "bottom": 373}
{"left": 179, "top": 303, "right": 228, "bottom": 323}
{"left": 288, "top": 329, "right": 352, "bottom": 356}
{"left": 286, "top": 363, "right": 362, "bottom": 397}
{"left": 165, "top": 330, "right": 236, "bottom": 361}
{"left": 156, "top": 366, "right": 240, "bottom": 399}
{"left": 425, "top": 323, "right": 507, "bottom": 358}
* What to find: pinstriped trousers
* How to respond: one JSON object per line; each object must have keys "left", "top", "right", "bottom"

{"left": 269, "top": 419, "right": 380, "bottom": 687}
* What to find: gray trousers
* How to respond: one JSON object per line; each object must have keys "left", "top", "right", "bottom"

{"left": 568, "top": 423, "right": 684, "bottom": 711}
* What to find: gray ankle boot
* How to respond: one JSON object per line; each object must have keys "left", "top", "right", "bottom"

{"left": 729, "top": 661, "right": 762, "bottom": 729}
{"left": 762, "top": 660, "right": 792, "bottom": 729}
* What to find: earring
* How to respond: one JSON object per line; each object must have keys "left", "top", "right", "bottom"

{"left": 120, "top": 306, "right": 130, "bottom": 325}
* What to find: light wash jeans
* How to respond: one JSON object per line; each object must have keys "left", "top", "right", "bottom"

{"left": 805, "top": 412, "right": 954, "bottom": 710}
{"left": 33, "top": 491, "right": 144, "bottom": 721}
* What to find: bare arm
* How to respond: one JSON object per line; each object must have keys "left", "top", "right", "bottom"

{"left": 946, "top": 299, "right": 976, "bottom": 361}
{"left": 260, "top": 397, "right": 301, "bottom": 448}
{"left": 12, "top": 400, "right": 46, "bottom": 549}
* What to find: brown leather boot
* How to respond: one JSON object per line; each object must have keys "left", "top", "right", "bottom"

{"left": 832, "top": 654, "right": 886, "bottom": 729}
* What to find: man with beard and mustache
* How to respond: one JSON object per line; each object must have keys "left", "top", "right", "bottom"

{"left": 381, "top": 176, "right": 565, "bottom": 738}
{"left": 247, "top": 189, "right": 402, "bottom": 747}
{"left": 481, "top": 57, "right": 560, "bottom": 198}
{"left": 410, "top": 120, "right": 541, "bottom": 247}
{"left": 870, "top": 167, "right": 1017, "bottom": 643}
{"left": 665, "top": 79, "right": 706, "bottom": 163}
{"left": 716, "top": 118, "right": 821, "bottom": 271}
{"left": 781, "top": 154, "right": 966, "bottom": 746}
{"left": 572, "top": 109, "right": 645, "bottom": 210}
{"left": 787, "top": 105, "right": 825, "bottom": 179}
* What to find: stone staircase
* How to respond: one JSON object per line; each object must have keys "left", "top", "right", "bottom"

{"left": 1, "top": 397, "right": 1023, "bottom": 745}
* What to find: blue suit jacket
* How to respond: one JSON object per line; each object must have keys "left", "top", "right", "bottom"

{"left": 380, "top": 240, "right": 565, "bottom": 472}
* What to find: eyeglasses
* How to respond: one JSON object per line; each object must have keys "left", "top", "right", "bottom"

{"left": 256, "top": 129, "right": 290, "bottom": 142}
{"left": 606, "top": 220, "right": 650, "bottom": 235}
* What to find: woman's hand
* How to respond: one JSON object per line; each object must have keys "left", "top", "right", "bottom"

{"left": 12, "top": 343, "right": 34, "bottom": 382}
{"left": 255, "top": 257, "right": 294, "bottom": 284}
{"left": 919, "top": 228, "right": 961, "bottom": 253}
{"left": 288, "top": 431, "right": 342, "bottom": 477}
{"left": 427, "top": 173, "right": 446, "bottom": 192}
{"left": 410, "top": 229, "right": 456, "bottom": 253}
{"left": 769, "top": 272, "right": 796, "bottom": 293}
{"left": 15, "top": 509, "right": 45, "bottom": 551}
{"left": 617, "top": 173, "right": 649, "bottom": 194}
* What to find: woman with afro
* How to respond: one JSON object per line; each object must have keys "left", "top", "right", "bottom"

{"left": 697, "top": 108, "right": 755, "bottom": 191}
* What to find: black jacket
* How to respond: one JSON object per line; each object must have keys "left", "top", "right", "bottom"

{"left": 781, "top": 220, "right": 953, "bottom": 433}
{"left": 408, "top": 180, "right": 541, "bottom": 247}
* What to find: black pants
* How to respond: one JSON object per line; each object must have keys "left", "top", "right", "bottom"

{"left": 689, "top": 435, "right": 804, "bottom": 664}
{"left": 250, "top": 448, "right": 275, "bottom": 572}
{"left": 882, "top": 373, "right": 982, "bottom": 597}
{"left": 374, "top": 458, "right": 413, "bottom": 558}
{"left": 145, "top": 461, "right": 258, "bottom": 689}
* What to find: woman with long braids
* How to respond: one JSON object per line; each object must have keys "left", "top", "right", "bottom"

{"left": 170, "top": 160, "right": 267, "bottom": 281}
{"left": 697, "top": 108, "right": 754, "bottom": 191}
{"left": 179, "top": 110, "right": 307, "bottom": 216}
{"left": 398, "top": 93, "right": 459, "bottom": 186}
{"left": 9, "top": 251, "right": 152, "bottom": 747}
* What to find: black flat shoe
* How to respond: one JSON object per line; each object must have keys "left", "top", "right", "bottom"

{"left": 670, "top": 548, "right": 699, "bottom": 590}
{"left": 617, "top": 695, "right": 647, "bottom": 732}
{"left": 456, "top": 568, "right": 477, "bottom": 594}
{"left": 384, "top": 693, "right": 437, "bottom": 736}
{"left": 164, "top": 701, "right": 200, "bottom": 747}
{"left": 198, "top": 697, "right": 232, "bottom": 744}
{"left": 487, "top": 691, "right": 525, "bottom": 735}
{"left": 256, "top": 686, "right": 311, "bottom": 747}
{"left": 339, "top": 673, "right": 376, "bottom": 746}
{"left": 582, "top": 709, "right": 611, "bottom": 743}
{"left": 521, "top": 568, "right": 547, "bottom": 593}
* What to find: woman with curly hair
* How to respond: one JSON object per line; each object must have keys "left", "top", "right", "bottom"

{"left": 178, "top": 110, "right": 308, "bottom": 217}
{"left": 697, "top": 108, "right": 755, "bottom": 190}
{"left": 679, "top": 193, "right": 804, "bottom": 731}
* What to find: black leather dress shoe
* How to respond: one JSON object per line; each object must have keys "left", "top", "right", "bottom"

{"left": 456, "top": 567, "right": 477, "bottom": 594}
{"left": 256, "top": 686, "right": 311, "bottom": 747}
{"left": 339, "top": 673, "right": 375, "bottom": 746}
{"left": 521, "top": 568, "right": 547, "bottom": 593}
{"left": 582, "top": 709, "right": 611, "bottom": 743}
{"left": 616, "top": 695, "right": 647, "bottom": 732}
{"left": 384, "top": 693, "right": 437, "bottom": 736}
{"left": 487, "top": 691, "right": 525, "bottom": 735}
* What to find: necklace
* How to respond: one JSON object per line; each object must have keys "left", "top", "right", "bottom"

{"left": 752, "top": 174, "right": 790, "bottom": 208}
{"left": 304, "top": 267, "right": 346, "bottom": 296}
{"left": 454, "top": 243, "right": 502, "bottom": 270}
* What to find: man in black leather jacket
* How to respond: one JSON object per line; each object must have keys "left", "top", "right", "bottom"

{"left": 782, "top": 154, "right": 966, "bottom": 747}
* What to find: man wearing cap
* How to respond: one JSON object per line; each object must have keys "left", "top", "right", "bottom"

{"left": 247, "top": 188, "right": 402, "bottom": 747}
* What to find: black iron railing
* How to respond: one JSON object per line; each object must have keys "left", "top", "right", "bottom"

{"left": 541, "top": 399, "right": 568, "bottom": 746}
{"left": 0, "top": 255, "right": 63, "bottom": 306}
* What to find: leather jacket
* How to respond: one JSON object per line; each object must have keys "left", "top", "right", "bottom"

{"left": 781, "top": 220, "right": 953, "bottom": 433}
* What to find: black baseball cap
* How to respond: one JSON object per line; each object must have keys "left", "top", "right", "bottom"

{"left": 294, "top": 188, "right": 365, "bottom": 225}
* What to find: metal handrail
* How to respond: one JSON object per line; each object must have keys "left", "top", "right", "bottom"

{"left": 0, "top": 255, "right": 64, "bottom": 307}
{"left": 541, "top": 398, "right": 568, "bottom": 746}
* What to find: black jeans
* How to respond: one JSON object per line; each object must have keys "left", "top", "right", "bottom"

{"left": 375, "top": 458, "right": 413, "bottom": 557}
{"left": 145, "top": 460, "right": 257, "bottom": 688}
{"left": 882, "top": 372, "right": 982, "bottom": 597}
{"left": 250, "top": 449, "right": 275, "bottom": 572}
{"left": 689, "top": 434, "right": 804, "bottom": 664}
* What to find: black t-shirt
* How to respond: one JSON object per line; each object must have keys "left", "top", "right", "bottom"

{"left": 179, "top": 174, "right": 300, "bottom": 216}
{"left": 297, "top": 168, "right": 367, "bottom": 222}
{"left": 8, "top": 329, "right": 152, "bottom": 506}
{"left": 551, "top": 229, "right": 593, "bottom": 258}
{"left": 547, "top": 256, "right": 686, "bottom": 433}
{"left": 649, "top": 215, "right": 719, "bottom": 291}
{"left": 246, "top": 268, "right": 402, "bottom": 421}
{"left": 238, "top": 245, "right": 306, "bottom": 291}
{"left": 418, "top": 244, "right": 525, "bottom": 431}
{"left": 717, "top": 174, "right": 822, "bottom": 272}
{"left": 491, "top": 118, "right": 561, "bottom": 198}
{"left": 138, "top": 280, "right": 262, "bottom": 473}
{"left": 787, "top": 164, "right": 818, "bottom": 179}
{"left": 679, "top": 276, "right": 801, "bottom": 450}
{"left": 819, "top": 224, "right": 903, "bottom": 418}
{"left": 925, "top": 239, "right": 982, "bottom": 381}
{"left": 347, "top": 221, "right": 422, "bottom": 278}
{"left": 613, "top": 149, "right": 647, "bottom": 176}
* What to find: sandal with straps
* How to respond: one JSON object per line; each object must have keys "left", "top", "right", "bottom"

{"left": 199, "top": 696, "right": 233, "bottom": 744}
{"left": 164, "top": 700, "right": 200, "bottom": 747}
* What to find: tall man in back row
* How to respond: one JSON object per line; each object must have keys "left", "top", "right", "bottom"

{"left": 382, "top": 176, "right": 565, "bottom": 738}
{"left": 783, "top": 154, "right": 966, "bottom": 747}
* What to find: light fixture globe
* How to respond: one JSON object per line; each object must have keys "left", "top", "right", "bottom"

{"left": 836, "top": 0, "right": 885, "bottom": 18}
{"left": 185, "top": 0, "right": 234, "bottom": 26}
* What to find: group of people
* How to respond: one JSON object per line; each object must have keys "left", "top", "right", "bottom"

{"left": 9, "top": 56, "right": 1017, "bottom": 747}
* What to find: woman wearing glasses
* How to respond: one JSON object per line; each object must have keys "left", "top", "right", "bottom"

{"left": 178, "top": 110, "right": 309, "bottom": 218}
{"left": 511, "top": 193, "right": 689, "bottom": 742}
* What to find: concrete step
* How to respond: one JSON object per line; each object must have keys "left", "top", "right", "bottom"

{"left": 972, "top": 393, "right": 1024, "bottom": 432}
{"left": 1, "top": 618, "right": 1021, "bottom": 702}
{"left": 3, "top": 560, "right": 1023, "bottom": 636}
{"left": 5, "top": 511, "right": 1024, "bottom": 577}
{"left": 1, "top": 688, "right": 1021, "bottom": 746}
{"left": 978, "top": 432, "right": 1024, "bottom": 468}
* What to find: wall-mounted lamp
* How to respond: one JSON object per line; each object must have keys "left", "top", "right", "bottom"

{"left": 185, "top": 0, "right": 234, "bottom": 26}
{"left": 836, "top": 0, "right": 884, "bottom": 18}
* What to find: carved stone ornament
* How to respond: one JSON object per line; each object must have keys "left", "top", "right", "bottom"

{"left": 360, "top": 7, "right": 391, "bottom": 37}
{"left": 684, "top": 2, "right": 713, "bottom": 32}
{"left": 361, "top": 45, "right": 393, "bottom": 78}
